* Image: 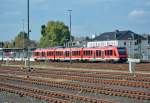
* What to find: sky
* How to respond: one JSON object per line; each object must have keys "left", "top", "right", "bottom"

{"left": 0, "top": 0, "right": 150, "bottom": 41}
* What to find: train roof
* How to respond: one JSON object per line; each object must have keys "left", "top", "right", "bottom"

{"left": 34, "top": 46, "right": 125, "bottom": 52}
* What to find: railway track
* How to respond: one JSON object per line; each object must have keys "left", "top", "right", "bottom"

{"left": 0, "top": 67, "right": 150, "bottom": 88}
{"left": 0, "top": 75, "right": 116, "bottom": 103}
{"left": 0, "top": 82, "right": 114, "bottom": 103}
{"left": 2, "top": 61, "right": 150, "bottom": 71}
{"left": 31, "top": 69, "right": 150, "bottom": 82}
{"left": 1, "top": 67, "right": 150, "bottom": 82}
{"left": 29, "top": 73, "right": 150, "bottom": 88}
{"left": 0, "top": 66, "right": 150, "bottom": 103}
{"left": 0, "top": 75, "right": 149, "bottom": 100}
{"left": 0, "top": 82, "right": 71, "bottom": 103}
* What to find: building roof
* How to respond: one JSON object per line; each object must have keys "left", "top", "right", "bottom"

{"left": 93, "top": 30, "right": 146, "bottom": 41}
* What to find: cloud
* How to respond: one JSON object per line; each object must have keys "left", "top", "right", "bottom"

{"left": 143, "top": 0, "right": 150, "bottom": 6}
{"left": 128, "top": 9, "right": 150, "bottom": 24}
{"left": 72, "top": 0, "right": 119, "bottom": 6}
{"left": 128, "top": 10, "right": 148, "bottom": 18}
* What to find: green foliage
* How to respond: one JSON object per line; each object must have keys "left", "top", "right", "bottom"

{"left": 2, "top": 31, "right": 38, "bottom": 48}
{"left": 39, "top": 21, "right": 71, "bottom": 48}
{"left": 3, "top": 42, "right": 13, "bottom": 48}
{"left": 13, "top": 31, "right": 28, "bottom": 48}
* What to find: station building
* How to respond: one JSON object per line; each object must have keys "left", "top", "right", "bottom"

{"left": 0, "top": 48, "right": 35, "bottom": 61}
{"left": 87, "top": 30, "right": 150, "bottom": 61}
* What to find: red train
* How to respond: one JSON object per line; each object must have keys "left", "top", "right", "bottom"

{"left": 33, "top": 46, "right": 128, "bottom": 63}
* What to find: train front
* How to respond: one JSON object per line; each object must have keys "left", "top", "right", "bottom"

{"left": 117, "top": 47, "right": 128, "bottom": 63}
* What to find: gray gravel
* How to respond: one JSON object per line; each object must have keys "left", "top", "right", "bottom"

{"left": 0, "top": 91, "right": 47, "bottom": 103}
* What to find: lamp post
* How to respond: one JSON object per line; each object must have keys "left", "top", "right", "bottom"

{"left": 132, "top": 33, "right": 135, "bottom": 58}
{"left": 27, "top": 0, "right": 30, "bottom": 69}
{"left": 22, "top": 19, "right": 25, "bottom": 61}
{"left": 68, "top": 10, "right": 72, "bottom": 42}
{"left": 68, "top": 10, "right": 72, "bottom": 64}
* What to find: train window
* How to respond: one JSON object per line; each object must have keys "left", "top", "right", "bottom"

{"left": 59, "top": 52, "right": 61, "bottom": 56}
{"left": 110, "top": 50, "right": 113, "bottom": 56}
{"left": 108, "top": 50, "right": 113, "bottom": 56}
{"left": 34, "top": 52, "right": 38, "bottom": 56}
{"left": 56, "top": 51, "right": 58, "bottom": 56}
{"left": 105, "top": 50, "right": 108, "bottom": 56}
{"left": 84, "top": 50, "right": 92, "bottom": 56}
{"left": 117, "top": 47, "right": 126, "bottom": 55}
{"left": 83, "top": 51, "right": 85, "bottom": 56}
{"left": 56, "top": 52, "right": 58, "bottom": 56}
{"left": 38, "top": 52, "right": 40, "bottom": 56}
{"left": 72, "top": 51, "right": 74, "bottom": 56}
{"left": 72, "top": 51, "right": 80, "bottom": 56}
{"left": 56, "top": 51, "right": 63, "bottom": 56}
{"left": 96, "top": 50, "right": 101, "bottom": 56}
{"left": 48, "top": 51, "right": 54, "bottom": 56}
{"left": 65, "top": 51, "right": 70, "bottom": 57}
{"left": 51, "top": 52, "right": 54, "bottom": 56}
{"left": 78, "top": 51, "right": 80, "bottom": 56}
{"left": 42, "top": 52, "right": 46, "bottom": 56}
{"left": 47, "top": 52, "right": 51, "bottom": 56}
{"left": 72, "top": 51, "right": 76, "bottom": 56}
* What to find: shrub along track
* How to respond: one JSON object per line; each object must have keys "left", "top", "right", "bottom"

{"left": 0, "top": 66, "right": 150, "bottom": 103}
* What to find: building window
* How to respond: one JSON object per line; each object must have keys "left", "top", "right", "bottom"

{"left": 124, "top": 42, "right": 126, "bottom": 46}
{"left": 130, "top": 42, "right": 132, "bottom": 46}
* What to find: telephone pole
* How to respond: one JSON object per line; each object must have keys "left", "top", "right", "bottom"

{"left": 68, "top": 10, "right": 72, "bottom": 64}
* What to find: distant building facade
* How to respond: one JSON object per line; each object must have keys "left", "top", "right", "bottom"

{"left": 87, "top": 30, "right": 150, "bottom": 60}
{"left": 64, "top": 37, "right": 88, "bottom": 47}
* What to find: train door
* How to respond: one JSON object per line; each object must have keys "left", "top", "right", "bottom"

{"left": 93, "top": 50, "right": 96, "bottom": 61}
{"left": 102, "top": 50, "right": 104, "bottom": 59}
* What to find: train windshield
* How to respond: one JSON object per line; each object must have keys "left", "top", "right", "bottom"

{"left": 117, "top": 47, "right": 126, "bottom": 55}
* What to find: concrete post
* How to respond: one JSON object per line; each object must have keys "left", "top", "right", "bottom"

{"left": 128, "top": 58, "right": 140, "bottom": 76}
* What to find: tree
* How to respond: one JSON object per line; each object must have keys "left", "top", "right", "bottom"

{"left": 39, "top": 21, "right": 71, "bottom": 47}
{"left": 13, "top": 31, "right": 28, "bottom": 48}
{"left": 85, "top": 36, "right": 90, "bottom": 41}
{"left": 3, "top": 42, "right": 13, "bottom": 48}
{"left": 0, "top": 42, "right": 4, "bottom": 48}
{"left": 12, "top": 31, "right": 38, "bottom": 48}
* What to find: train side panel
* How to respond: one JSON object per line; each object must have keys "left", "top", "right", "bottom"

{"left": 33, "top": 46, "right": 128, "bottom": 63}
{"left": 46, "top": 49, "right": 55, "bottom": 61}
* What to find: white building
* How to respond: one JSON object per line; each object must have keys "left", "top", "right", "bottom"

{"left": 87, "top": 30, "right": 150, "bottom": 61}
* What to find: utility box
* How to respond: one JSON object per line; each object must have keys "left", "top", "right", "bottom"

{"left": 128, "top": 58, "right": 140, "bottom": 74}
